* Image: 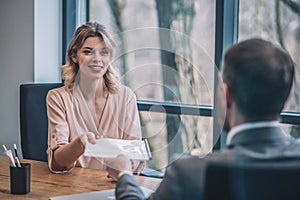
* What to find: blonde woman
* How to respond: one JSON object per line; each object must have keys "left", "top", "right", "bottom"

{"left": 46, "top": 22, "right": 142, "bottom": 173}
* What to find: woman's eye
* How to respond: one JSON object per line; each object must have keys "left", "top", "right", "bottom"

{"left": 100, "top": 50, "right": 109, "bottom": 56}
{"left": 83, "top": 50, "right": 93, "bottom": 55}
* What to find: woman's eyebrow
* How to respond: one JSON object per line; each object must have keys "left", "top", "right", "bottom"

{"left": 81, "top": 46, "right": 108, "bottom": 51}
{"left": 81, "top": 46, "right": 93, "bottom": 50}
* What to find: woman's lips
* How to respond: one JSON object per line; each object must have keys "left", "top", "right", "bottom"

{"left": 88, "top": 65, "right": 104, "bottom": 68}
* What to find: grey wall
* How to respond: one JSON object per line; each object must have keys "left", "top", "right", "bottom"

{"left": 0, "top": 0, "right": 34, "bottom": 153}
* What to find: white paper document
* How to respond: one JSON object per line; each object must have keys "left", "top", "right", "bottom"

{"left": 84, "top": 138, "right": 152, "bottom": 160}
{"left": 49, "top": 186, "right": 154, "bottom": 200}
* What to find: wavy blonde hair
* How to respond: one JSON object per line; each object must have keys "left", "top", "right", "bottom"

{"left": 62, "top": 22, "right": 120, "bottom": 93}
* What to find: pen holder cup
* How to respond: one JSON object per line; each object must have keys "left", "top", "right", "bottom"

{"left": 10, "top": 163, "right": 31, "bottom": 194}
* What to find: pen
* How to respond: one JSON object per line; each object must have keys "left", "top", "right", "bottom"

{"left": 13, "top": 144, "right": 21, "bottom": 167}
{"left": 2, "top": 144, "right": 16, "bottom": 167}
{"left": 2, "top": 144, "right": 7, "bottom": 152}
{"left": 15, "top": 157, "right": 21, "bottom": 167}
{"left": 13, "top": 144, "right": 19, "bottom": 158}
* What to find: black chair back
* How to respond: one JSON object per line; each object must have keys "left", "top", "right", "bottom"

{"left": 20, "top": 83, "right": 63, "bottom": 161}
{"left": 204, "top": 161, "right": 300, "bottom": 200}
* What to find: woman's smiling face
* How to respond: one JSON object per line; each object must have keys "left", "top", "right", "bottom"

{"left": 73, "top": 36, "right": 111, "bottom": 79}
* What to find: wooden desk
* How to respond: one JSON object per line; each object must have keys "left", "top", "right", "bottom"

{"left": 0, "top": 156, "right": 161, "bottom": 199}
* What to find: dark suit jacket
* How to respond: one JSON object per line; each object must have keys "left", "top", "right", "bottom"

{"left": 115, "top": 126, "right": 300, "bottom": 200}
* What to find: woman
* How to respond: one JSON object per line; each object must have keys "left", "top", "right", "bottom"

{"left": 46, "top": 22, "right": 142, "bottom": 173}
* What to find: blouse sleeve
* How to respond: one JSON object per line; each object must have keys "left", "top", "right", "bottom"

{"left": 46, "top": 89, "right": 75, "bottom": 173}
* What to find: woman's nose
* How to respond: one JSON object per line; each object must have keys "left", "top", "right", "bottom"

{"left": 93, "top": 52, "right": 102, "bottom": 62}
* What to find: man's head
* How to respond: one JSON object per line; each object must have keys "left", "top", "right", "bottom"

{"left": 221, "top": 38, "right": 294, "bottom": 129}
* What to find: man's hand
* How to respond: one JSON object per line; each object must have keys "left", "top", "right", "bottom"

{"left": 105, "top": 155, "right": 132, "bottom": 181}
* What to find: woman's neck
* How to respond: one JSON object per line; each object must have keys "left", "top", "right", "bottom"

{"left": 79, "top": 74, "right": 106, "bottom": 100}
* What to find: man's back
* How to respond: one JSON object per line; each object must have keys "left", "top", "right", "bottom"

{"left": 117, "top": 126, "right": 300, "bottom": 200}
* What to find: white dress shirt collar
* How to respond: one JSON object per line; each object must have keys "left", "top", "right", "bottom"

{"left": 226, "top": 121, "right": 280, "bottom": 146}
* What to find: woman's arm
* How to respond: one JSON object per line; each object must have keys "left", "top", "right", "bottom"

{"left": 47, "top": 89, "right": 98, "bottom": 172}
{"left": 52, "top": 136, "right": 85, "bottom": 169}
{"left": 46, "top": 89, "right": 78, "bottom": 172}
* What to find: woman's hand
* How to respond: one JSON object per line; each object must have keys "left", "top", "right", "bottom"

{"left": 79, "top": 132, "right": 97, "bottom": 147}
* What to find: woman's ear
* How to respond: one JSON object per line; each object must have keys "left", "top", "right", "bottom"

{"left": 71, "top": 55, "right": 78, "bottom": 64}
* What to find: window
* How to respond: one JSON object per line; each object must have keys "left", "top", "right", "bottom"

{"left": 89, "top": 0, "right": 216, "bottom": 170}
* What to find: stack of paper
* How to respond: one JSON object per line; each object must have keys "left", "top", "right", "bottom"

{"left": 84, "top": 138, "right": 152, "bottom": 160}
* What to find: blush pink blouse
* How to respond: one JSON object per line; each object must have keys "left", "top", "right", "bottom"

{"left": 46, "top": 84, "right": 142, "bottom": 173}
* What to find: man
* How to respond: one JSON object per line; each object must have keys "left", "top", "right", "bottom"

{"left": 106, "top": 38, "right": 299, "bottom": 199}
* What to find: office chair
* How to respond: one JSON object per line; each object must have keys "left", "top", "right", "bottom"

{"left": 20, "top": 83, "right": 63, "bottom": 161}
{"left": 204, "top": 161, "right": 300, "bottom": 200}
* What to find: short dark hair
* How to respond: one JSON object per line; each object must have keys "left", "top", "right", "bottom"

{"left": 222, "top": 38, "right": 294, "bottom": 121}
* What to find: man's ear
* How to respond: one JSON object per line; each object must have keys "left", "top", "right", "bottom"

{"left": 224, "top": 84, "right": 232, "bottom": 108}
